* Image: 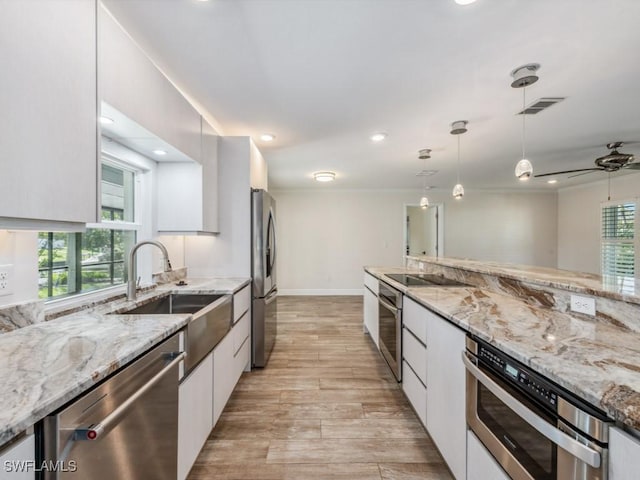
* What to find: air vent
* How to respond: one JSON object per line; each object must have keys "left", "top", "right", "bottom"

{"left": 517, "top": 97, "right": 565, "bottom": 115}
{"left": 416, "top": 170, "right": 438, "bottom": 177}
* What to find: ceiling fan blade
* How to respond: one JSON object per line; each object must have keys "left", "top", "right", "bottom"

{"left": 568, "top": 171, "right": 598, "bottom": 178}
{"left": 623, "top": 163, "right": 640, "bottom": 170}
{"left": 534, "top": 168, "right": 605, "bottom": 178}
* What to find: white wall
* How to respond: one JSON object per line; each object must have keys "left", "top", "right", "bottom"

{"left": 271, "top": 189, "right": 558, "bottom": 294}
{"left": 558, "top": 172, "right": 640, "bottom": 274}
{"left": 0, "top": 231, "right": 38, "bottom": 305}
{"left": 183, "top": 136, "right": 267, "bottom": 277}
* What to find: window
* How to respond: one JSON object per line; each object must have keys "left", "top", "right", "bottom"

{"left": 601, "top": 201, "right": 636, "bottom": 277}
{"left": 38, "top": 161, "right": 139, "bottom": 299}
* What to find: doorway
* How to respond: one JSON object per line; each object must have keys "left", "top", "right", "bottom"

{"left": 404, "top": 204, "right": 443, "bottom": 257}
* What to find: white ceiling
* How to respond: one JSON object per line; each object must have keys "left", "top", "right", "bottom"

{"left": 102, "top": 0, "right": 640, "bottom": 191}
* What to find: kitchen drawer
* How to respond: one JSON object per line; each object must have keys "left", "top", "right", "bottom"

{"left": 233, "top": 311, "right": 251, "bottom": 355}
{"left": 402, "top": 360, "right": 426, "bottom": 426}
{"left": 402, "top": 297, "right": 427, "bottom": 344}
{"left": 234, "top": 333, "right": 251, "bottom": 378}
{"left": 233, "top": 284, "right": 251, "bottom": 324}
{"left": 402, "top": 326, "right": 426, "bottom": 385}
{"left": 364, "top": 272, "right": 379, "bottom": 295}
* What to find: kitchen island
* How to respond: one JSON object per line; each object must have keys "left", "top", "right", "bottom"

{"left": 366, "top": 258, "right": 640, "bottom": 480}
{"left": 367, "top": 261, "right": 640, "bottom": 429}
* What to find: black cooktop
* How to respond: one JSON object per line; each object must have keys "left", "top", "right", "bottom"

{"left": 385, "top": 273, "right": 468, "bottom": 287}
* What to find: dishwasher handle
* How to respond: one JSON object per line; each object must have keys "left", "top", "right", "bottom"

{"left": 462, "top": 351, "right": 602, "bottom": 469}
{"left": 75, "top": 351, "right": 185, "bottom": 441}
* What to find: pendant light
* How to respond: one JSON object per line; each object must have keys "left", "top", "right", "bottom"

{"left": 450, "top": 120, "right": 467, "bottom": 199}
{"left": 511, "top": 64, "right": 540, "bottom": 181}
{"left": 418, "top": 149, "right": 431, "bottom": 209}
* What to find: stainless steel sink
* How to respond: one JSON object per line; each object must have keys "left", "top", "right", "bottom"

{"left": 119, "top": 293, "right": 224, "bottom": 315}
{"left": 112, "top": 293, "right": 232, "bottom": 374}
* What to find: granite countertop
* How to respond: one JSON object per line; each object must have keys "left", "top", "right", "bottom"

{"left": 0, "top": 277, "right": 250, "bottom": 446}
{"left": 406, "top": 255, "right": 640, "bottom": 305}
{"left": 366, "top": 267, "right": 640, "bottom": 430}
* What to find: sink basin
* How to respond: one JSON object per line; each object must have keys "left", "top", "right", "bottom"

{"left": 112, "top": 292, "right": 232, "bottom": 375}
{"left": 118, "top": 293, "right": 224, "bottom": 315}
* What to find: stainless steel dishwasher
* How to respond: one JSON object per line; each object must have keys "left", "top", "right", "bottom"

{"left": 41, "top": 332, "right": 184, "bottom": 480}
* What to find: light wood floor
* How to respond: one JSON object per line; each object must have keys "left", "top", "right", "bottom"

{"left": 187, "top": 296, "right": 453, "bottom": 480}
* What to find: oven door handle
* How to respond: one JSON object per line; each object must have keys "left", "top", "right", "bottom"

{"left": 462, "top": 352, "right": 601, "bottom": 469}
{"left": 378, "top": 297, "right": 399, "bottom": 315}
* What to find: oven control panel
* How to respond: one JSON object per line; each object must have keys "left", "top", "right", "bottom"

{"left": 478, "top": 345, "right": 558, "bottom": 411}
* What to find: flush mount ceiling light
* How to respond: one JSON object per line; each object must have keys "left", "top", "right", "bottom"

{"left": 99, "top": 116, "right": 114, "bottom": 125}
{"left": 153, "top": 149, "right": 167, "bottom": 156}
{"left": 260, "top": 133, "right": 275, "bottom": 142}
{"left": 313, "top": 171, "right": 336, "bottom": 182}
{"left": 547, "top": 179, "right": 558, "bottom": 184}
{"left": 512, "top": 63, "right": 540, "bottom": 181}
{"left": 450, "top": 120, "right": 468, "bottom": 200}
{"left": 370, "top": 132, "right": 387, "bottom": 142}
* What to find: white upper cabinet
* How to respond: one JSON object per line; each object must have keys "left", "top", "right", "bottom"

{"left": 0, "top": 0, "right": 97, "bottom": 227}
{"left": 156, "top": 118, "right": 219, "bottom": 234}
{"left": 99, "top": 6, "right": 201, "bottom": 163}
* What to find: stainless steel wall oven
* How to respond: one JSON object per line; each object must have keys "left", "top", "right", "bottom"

{"left": 464, "top": 335, "right": 611, "bottom": 480}
{"left": 378, "top": 281, "right": 402, "bottom": 381}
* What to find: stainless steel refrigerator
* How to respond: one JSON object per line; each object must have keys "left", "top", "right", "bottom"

{"left": 251, "top": 189, "right": 277, "bottom": 367}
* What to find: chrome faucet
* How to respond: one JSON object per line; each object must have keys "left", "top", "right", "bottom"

{"left": 127, "top": 240, "right": 173, "bottom": 301}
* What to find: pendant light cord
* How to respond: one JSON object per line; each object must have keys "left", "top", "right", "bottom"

{"left": 457, "top": 135, "right": 461, "bottom": 184}
{"left": 521, "top": 87, "right": 526, "bottom": 159}
{"left": 423, "top": 157, "right": 427, "bottom": 194}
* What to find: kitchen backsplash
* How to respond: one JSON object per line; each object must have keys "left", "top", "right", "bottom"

{"left": 406, "top": 256, "right": 640, "bottom": 333}
{"left": 0, "top": 300, "right": 44, "bottom": 334}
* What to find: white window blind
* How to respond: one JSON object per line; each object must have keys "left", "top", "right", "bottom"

{"left": 601, "top": 201, "right": 635, "bottom": 276}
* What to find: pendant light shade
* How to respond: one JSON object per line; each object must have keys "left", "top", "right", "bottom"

{"left": 419, "top": 196, "right": 429, "bottom": 209}
{"left": 515, "top": 159, "right": 533, "bottom": 180}
{"left": 450, "top": 120, "right": 467, "bottom": 199}
{"left": 511, "top": 64, "right": 540, "bottom": 181}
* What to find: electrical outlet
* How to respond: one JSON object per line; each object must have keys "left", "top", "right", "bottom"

{"left": 0, "top": 264, "right": 14, "bottom": 296}
{"left": 570, "top": 294, "right": 595, "bottom": 316}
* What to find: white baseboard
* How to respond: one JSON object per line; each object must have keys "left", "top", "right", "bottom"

{"left": 278, "top": 289, "right": 364, "bottom": 296}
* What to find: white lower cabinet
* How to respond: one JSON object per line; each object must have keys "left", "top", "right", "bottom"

{"left": 425, "top": 307, "right": 467, "bottom": 480}
{"left": 178, "top": 353, "right": 214, "bottom": 480}
{"left": 363, "top": 284, "right": 379, "bottom": 347}
{"left": 467, "top": 431, "right": 510, "bottom": 480}
{"left": 609, "top": 426, "right": 640, "bottom": 480}
{"left": 402, "top": 360, "right": 427, "bottom": 426}
{"left": 0, "top": 433, "right": 35, "bottom": 480}
{"left": 213, "top": 315, "right": 251, "bottom": 427}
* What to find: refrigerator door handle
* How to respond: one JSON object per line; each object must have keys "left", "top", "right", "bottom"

{"left": 266, "top": 209, "right": 276, "bottom": 276}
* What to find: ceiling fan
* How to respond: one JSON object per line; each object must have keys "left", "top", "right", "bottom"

{"left": 534, "top": 142, "right": 640, "bottom": 178}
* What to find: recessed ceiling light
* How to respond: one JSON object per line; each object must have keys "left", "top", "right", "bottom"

{"left": 454, "top": 0, "right": 477, "bottom": 5}
{"left": 370, "top": 132, "right": 387, "bottom": 142}
{"left": 547, "top": 179, "right": 558, "bottom": 184}
{"left": 153, "top": 149, "right": 167, "bottom": 156}
{"left": 99, "top": 116, "right": 114, "bottom": 125}
{"left": 313, "top": 171, "right": 336, "bottom": 182}
{"left": 260, "top": 133, "right": 275, "bottom": 142}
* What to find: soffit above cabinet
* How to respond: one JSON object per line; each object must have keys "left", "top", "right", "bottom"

{"left": 101, "top": 102, "right": 194, "bottom": 163}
